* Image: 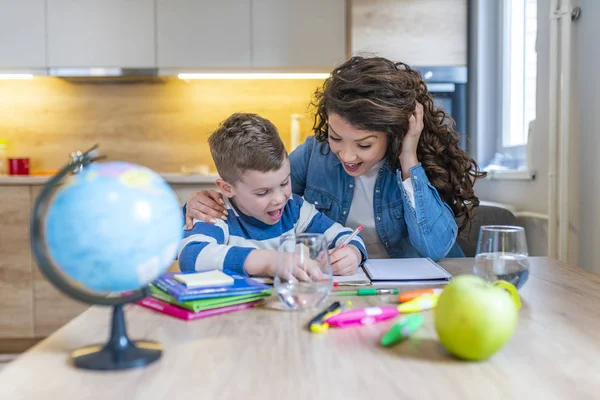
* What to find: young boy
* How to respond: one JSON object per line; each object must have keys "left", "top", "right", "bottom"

{"left": 178, "top": 113, "right": 367, "bottom": 279}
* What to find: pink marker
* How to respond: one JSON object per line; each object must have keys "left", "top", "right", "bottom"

{"left": 324, "top": 306, "right": 399, "bottom": 328}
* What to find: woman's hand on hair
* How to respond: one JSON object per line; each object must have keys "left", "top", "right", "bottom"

{"left": 184, "top": 189, "right": 227, "bottom": 230}
{"left": 399, "top": 102, "right": 424, "bottom": 180}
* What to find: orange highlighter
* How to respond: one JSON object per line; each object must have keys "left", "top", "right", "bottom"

{"left": 398, "top": 288, "right": 443, "bottom": 303}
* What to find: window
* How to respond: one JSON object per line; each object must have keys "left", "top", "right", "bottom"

{"left": 471, "top": 0, "right": 538, "bottom": 174}
{"left": 502, "top": 0, "right": 537, "bottom": 149}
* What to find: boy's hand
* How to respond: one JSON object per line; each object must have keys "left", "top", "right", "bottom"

{"left": 329, "top": 245, "right": 361, "bottom": 276}
{"left": 244, "top": 249, "right": 325, "bottom": 282}
{"left": 185, "top": 190, "right": 228, "bottom": 229}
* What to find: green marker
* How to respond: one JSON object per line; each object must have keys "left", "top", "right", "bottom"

{"left": 380, "top": 313, "right": 425, "bottom": 347}
{"left": 334, "top": 288, "right": 399, "bottom": 296}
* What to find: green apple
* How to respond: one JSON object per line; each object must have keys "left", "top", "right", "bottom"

{"left": 434, "top": 275, "right": 520, "bottom": 361}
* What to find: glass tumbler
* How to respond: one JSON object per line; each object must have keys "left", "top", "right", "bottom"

{"left": 273, "top": 233, "right": 333, "bottom": 311}
{"left": 474, "top": 225, "right": 530, "bottom": 289}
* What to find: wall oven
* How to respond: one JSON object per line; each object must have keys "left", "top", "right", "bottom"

{"left": 413, "top": 66, "right": 467, "bottom": 149}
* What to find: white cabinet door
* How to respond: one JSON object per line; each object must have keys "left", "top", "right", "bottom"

{"left": 0, "top": 0, "right": 46, "bottom": 69}
{"left": 157, "top": 0, "right": 251, "bottom": 68}
{"left": 252, "top": 0, "right": 346, "bottom": 69}
{"left": 47, "top": 0, "right": 155, "bottom": 67}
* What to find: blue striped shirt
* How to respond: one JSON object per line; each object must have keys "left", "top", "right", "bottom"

{"left": 178, "top": 194, "right": 367, "bottom": 275}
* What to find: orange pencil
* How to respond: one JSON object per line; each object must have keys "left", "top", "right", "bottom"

{"left": 398, "top": 288, "right": 443, "bottom": 303}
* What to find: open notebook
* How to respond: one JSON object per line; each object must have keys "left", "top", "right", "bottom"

{"left": 333, "top": 266, "right": 370, "bottom": 286}
{"left": 362, "top": 258, "right": 453, "bottom": 287}
{"left": 249, "top": 268, "right": 371, "bottom": 286}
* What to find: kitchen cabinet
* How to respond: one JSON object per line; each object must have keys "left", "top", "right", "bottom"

{"left": 252, "top": 0, "right": 347, "bottom": 69}
{"left": 157, "top": 0, "right": 252, "bottom": 69}
{"left": 46, "top": 0, "right": 155, "bottom": 68}
{"left": 0, "top": 187, "right": 34, "bottom": 339}
{"left": 0, "top": 0, "right": 47, "bottom": 70}
{"left": 157, "top": 0, "right": 346, "bottom": 70}
{"left": 30, "top": 186, "right": 89, "bottom": 337}
{"left": 0, "top": 180, "right": 215, "bottom": 341}
{"left": 3, "top": 0, "right": 347, "bottom": 71}
{"left": 0, "top": 185, "right": 87, "bottom": 339}
{"left": 351, "top": 0, "right": 468, "bottom": 66}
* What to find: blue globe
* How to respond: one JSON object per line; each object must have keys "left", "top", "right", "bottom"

{"left": 44, "top": 161, "right": 183, "bottom": 293}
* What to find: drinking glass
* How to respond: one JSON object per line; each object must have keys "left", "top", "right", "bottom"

{"left": 473, "top": 225, "right": 530, "bottom": 289}
{"left": 273, "top": 233, "right": 333, "bottom": 311}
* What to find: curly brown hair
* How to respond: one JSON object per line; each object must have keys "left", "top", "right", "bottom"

{"left": 311, "top": 56, "right": 486, "bottom": 234}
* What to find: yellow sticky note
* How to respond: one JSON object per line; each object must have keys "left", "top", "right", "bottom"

{"left": 174, "top": 270, "right": 234, "bottom": 288}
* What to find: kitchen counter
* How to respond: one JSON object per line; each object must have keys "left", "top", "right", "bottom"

{"left": 0, "top": 173, "right": 219, "bottom": 186}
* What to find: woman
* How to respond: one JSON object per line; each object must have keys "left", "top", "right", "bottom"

{"left": 185, "top": 56, "right": 485, "bottom": 271}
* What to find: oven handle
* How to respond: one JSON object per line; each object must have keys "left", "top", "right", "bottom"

{"left": 426, "top": 83, "right": 456, "bottom": 93}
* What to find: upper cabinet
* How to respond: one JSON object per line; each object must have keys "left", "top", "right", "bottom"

{"left": 157, "top": 0, "right": 346, "bottom": 70}
{"left": 0, "top": 0, "right": 348, "bottom": 72}
{"left": 252, "top": 0, "right": 346, "bottom": 69}
{"left": 351, "top": 0, "right": 467, "bottom": 66}
{"left": 157, "top": 0, "right": 251, "bottom": 69}
{"left": 47, "top": 0, "right": 155, "bottom": 68}
{"left": 0, "top": 0, "right": 47, "bottom": 70}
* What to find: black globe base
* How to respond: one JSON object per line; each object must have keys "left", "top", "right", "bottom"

{"left": 71, "top": 341, "right": 161, "bottom": 371}
{"left": 70, "top": 304, "right": 162, "bottom": 371}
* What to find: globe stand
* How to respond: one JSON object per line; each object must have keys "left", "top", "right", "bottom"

{"left": 71, "top": 305, "right": 162, "bottom": 370}
{"left": 30, "top": 145, "right": 165, "bottom": 371}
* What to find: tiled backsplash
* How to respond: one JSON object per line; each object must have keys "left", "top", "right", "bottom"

{"left": 0, "top": 78, "right": 322, "bottom": 173}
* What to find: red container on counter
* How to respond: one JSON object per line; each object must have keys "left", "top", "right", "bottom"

{"left": 8, "top": 158, "right": 30, "bottom": 175}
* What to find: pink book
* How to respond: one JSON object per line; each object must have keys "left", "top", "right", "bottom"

{"left": 137, "top": 297, "right": 264, "bottom": 321}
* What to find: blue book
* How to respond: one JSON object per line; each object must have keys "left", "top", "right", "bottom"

{"left": 154, "top": 271, "right": 271, "bottom": 302}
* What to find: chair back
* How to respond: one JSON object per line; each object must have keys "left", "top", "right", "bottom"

{"left": 457, "top": 205, "right": 517, "bottom": 257}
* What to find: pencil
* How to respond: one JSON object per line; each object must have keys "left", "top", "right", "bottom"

{"left": 332, "top": 225, "right": 363, "bottom": 254}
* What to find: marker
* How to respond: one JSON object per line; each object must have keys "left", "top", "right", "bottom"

{"left": 398, "top": 288, "right": 443, "bottom": 303}
{"left": 325, "top": 294, "right": 439, "bottom": 329}
{"left": 397, "top": 293, "right": 440, "bottom": 313}
{"left": 324, "top": 306, "right": 399, "bottom": 328}
{"left": 308, "top": 301, "right": 351, "bottom": 333}
{"left": 331, "top": 225, "right": 363, "bottom": 254}
{"left": 334, "top": 288, "right": 399, "bottom": 296}
{"left": 380, "top": 314, "right": 425, "bottom": 347}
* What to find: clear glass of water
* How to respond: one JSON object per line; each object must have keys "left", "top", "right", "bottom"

{"left": 474, "top": 225, "right": 530, "bottom": 289}
{"left": 274, "top": 233, "right": 333, "bottom": 311}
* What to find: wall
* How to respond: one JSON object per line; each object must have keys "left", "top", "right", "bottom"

{"left": 475, "top": 0, "right": 599, "bottom": 273}
{"left": 0, "top": 78, "right": 321, "bottom": 174}
{"left": 572, "top": 0, "right": 600, "bottom": 273}
{"left": 473, "top": 0, "right": 550, "bottom": 216}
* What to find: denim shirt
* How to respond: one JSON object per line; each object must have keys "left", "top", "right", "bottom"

{"left": 289, "top": 136, "right": 464, "bottom": 261}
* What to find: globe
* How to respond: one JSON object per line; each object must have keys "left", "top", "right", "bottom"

{"left": 30, "top": 147, "right": 184, "bottom": 371}
{"left": 44, "top": 161, "right": 183, "bottom": 293}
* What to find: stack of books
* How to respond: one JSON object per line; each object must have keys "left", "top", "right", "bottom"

{"left": 137, "top": 271, "right": 272, "bottom": 321}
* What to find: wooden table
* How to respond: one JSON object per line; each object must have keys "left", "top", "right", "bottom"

{"left": 0, "top": 257, "right": 599, "bottom": 400}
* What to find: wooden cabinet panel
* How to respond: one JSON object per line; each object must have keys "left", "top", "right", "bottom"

{"left": 351, "top": 0, "right": 467, "bottom": 66}
{"left": 0, "top": 187, "right": 34, "bottom": 338}
{"left": 30, "top": 186, "right": 88, "bottom": 338}
{"left": 0, "top": 183, "right": 214, "bottom": 339}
